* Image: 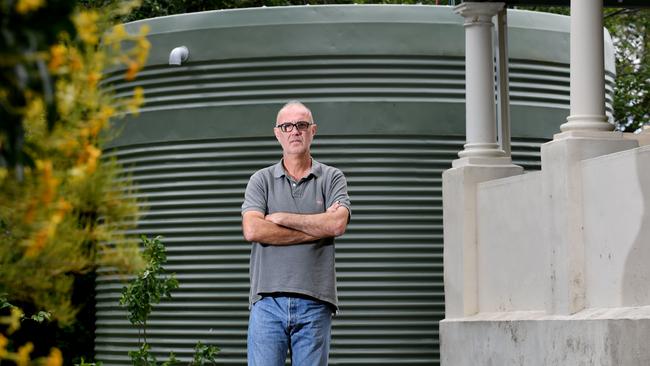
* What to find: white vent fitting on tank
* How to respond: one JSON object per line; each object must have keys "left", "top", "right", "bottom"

{"left": 169, "top": 46, "right": 189, "bottom": 66}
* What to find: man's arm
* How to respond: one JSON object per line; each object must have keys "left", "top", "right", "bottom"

{"left": 265, "top": 202, "right": 349, "bottom": 238}
{"left": 242, "top": 210, "right": 320, "bottom": 245}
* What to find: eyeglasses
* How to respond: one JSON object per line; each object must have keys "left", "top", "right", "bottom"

{"left": 275, "top": 121, "right": 313, "bottom": 133}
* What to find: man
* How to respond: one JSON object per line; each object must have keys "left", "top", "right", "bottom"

{"left": 241, "top": 101, "right": 351, "bottom": 366}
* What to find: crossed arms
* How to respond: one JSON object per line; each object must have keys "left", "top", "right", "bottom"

{"left": 242, "top": 202, "right": 349, "bottom": 245}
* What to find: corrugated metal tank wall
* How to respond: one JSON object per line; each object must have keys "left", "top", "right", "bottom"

{"left": 96, "top": 5, "right": 616, "bottom": 366}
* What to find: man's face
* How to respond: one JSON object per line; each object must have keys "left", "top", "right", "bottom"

{"left": 274, "top": 105, "right": 317, "bottom": 156}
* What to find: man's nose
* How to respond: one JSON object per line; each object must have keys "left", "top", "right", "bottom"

{"left": 290, "top": 126, "right": 302, "bottom": 135}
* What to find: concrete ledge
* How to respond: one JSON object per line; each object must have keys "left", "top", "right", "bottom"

{"left": 441, "top": 307, "right": 650, "bottom": 365}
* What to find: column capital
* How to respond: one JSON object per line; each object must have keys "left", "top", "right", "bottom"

{"left": 454, "top": 2, "right": 504, "bottom": 25}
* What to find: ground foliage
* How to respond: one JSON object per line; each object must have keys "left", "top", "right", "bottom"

{"left": 120, "top": 236, "right": 219, "bottom": 366}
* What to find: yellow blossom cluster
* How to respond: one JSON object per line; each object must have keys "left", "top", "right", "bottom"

{"left": 73, "top": 11, "right": 100, "bottom": 45}
{"left": 103, "top": 23, "right": 151, "bottom": 81}
{"left": 15, "top": 0, "right": 44, "bottom": 14}
{"left": 0, "top": 2, "right": 148, "bottom": 360}
{"left": 0, "top": 312, "right": 63, "bottom": 366}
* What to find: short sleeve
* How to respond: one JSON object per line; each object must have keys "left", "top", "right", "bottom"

{"left": 326, "top": 168, "right": 351, "bottom": 218}
{"left": 242, "top": 171, "right": 267, "bottom": 215}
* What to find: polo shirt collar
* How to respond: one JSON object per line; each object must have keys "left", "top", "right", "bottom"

{"left": 272, "top": 159, "right": 323, "bottom": 179}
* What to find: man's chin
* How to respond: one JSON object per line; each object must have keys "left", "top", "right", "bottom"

{"left": 285, "top": 148, "right": 308, "bottom": 156}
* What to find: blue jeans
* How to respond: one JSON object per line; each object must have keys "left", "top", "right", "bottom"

{"left": 247, "top": 295, "right": 333, "bottom": 366}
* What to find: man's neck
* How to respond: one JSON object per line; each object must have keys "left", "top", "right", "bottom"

{"left": 282, "top": 153, "right": 312, "bottom": 181}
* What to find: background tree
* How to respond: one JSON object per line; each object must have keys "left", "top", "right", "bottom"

{"left": 1, "top": 0, "right": 150, "bottom": 363}
{"left": 604, "top": 9, "right": 649, "bottom": 132}
{"left": 523, "top": 6, "right": 649, "bottom": 132}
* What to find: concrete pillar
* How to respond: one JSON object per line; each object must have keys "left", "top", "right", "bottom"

{"left": 542, "top": 135, "right": 637, "bottom": 315}
{"left": 543, "top": 0, "right": 638, "bottom": 315}
{"left": 560, "top": 0, "right": 612, "bottom": 132}
{"left": 454, "top": 2, "right": 506, "bottom": 164}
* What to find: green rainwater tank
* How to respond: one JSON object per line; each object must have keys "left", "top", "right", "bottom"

{"left": 96, "top": 5, "right": 616, "bottom": 366}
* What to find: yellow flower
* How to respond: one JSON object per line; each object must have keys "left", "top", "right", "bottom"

{"left": 24, "top": 96, "right": 45, "bottom": 123}
{"left": 7, "top": 307, "right": 23, "bottom": 334}
{"left": 127, "top": 86, "right": 145, "bottom": 114}
{"left": 56, "top": 81, "right": 75, "bottom": 117}
{"left": 58, "top": 137, "right": 79, "bottom": 157}
{"left": 69, "top": 48, "right": 83, "bottom": 72}
{"left": 25, "top": 199, "right": 69, "bottom": 256}
{"left": 44, "top": 348, "right": 63, "bottom": 366}
{"left": 68, "top": 166, "right": 85, "bottom": 180}
{"left": 25, "top": 226, "right": 50, "bottom": 257}
{"left": 16, "top": 342, "right": 33, "bottom": 366}
{"left": 139, "top": 24, "right": 150, "bottom": 36}
{"left": 36, "top": 160, "right": 58, "bottom": 205}
{"left": 136, "top": 39, "right": 151, "bottom": 65}
{"left": 99, "top": 105, "right": 116, "bottom": 121}
{"left": 125, "top": 60, "right": 140, "bottom": 81}
{"left": 84, "top": 145, "right": 102, "bottom": 174}
{"left": 74, "top": 11, "right": 100, "bottom": 45}
{"left": 112, "top": 24, "right": 128, "bottom": 39}
{"left": 48, "top": 44, "right": 67, "bottom": 72}
{"left": 51, "top": 199, "right": 72, "bottom": 226}
{"left": 87, "top": 72, "right": 102, "bottom": 90}
{"left": 79, "top": 127, "right": 90, "bottom": 138}
{"left": 23, "top": 197, "right": 38, "bottom": 224}
{"left": 15, "top": 0, "right": 44, "bottom": 14}
{"left": 0, "top": 334, "right": 8, "bottom": 358}
{"left": 133, "top": 86, "right": 144, "bottom": 102}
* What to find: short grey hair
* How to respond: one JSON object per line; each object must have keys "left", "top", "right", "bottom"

{"left": 276, "top": 100, "right": 314, "bottom": 124}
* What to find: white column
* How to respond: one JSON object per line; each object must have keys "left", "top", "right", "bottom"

{"left": 444, "top": 3, "right": 522, "bottom": 320}
{"left": 455, "top": 2, "right": 506, "bottom": 163}
{"left": 560, "top": 0, "right": 612, "bottom": 132}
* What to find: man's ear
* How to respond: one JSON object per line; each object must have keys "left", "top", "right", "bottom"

{"left": 311, "top": 124, "right": 318, "bottom": 136}
{"left": 273, "top": 127, "right": 282, "bottom": 142}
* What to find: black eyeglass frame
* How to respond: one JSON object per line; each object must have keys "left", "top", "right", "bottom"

{"left": 275, "top": 121, "right": 313, "bottom": 133}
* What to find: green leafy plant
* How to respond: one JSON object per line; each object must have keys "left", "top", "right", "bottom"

{"left": 128, "top": 343, "right": 159, "bottom": 366}
{"left": 191, "top": 342, "right": 220, "bottom": 366}
{"left": 120, "top": 235, "right": 179, "bottom": 344}
{"left": 120, "top": 235, "right": 219, "bottom": 366}
{"left": 76, "top": 357, "right": 104, "bottom": 366}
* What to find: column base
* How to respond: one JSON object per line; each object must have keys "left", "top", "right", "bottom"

{"left": 458, "top": 142, "right": 506, "bottom": 160}
{"left": 560, "top": 114, "right": 612, "bottom": 132}
{"left": 452, "top": 156, "right": 516, "bottom": 168}
{"left": 553, "top": 129, "right": 626, "bottom": 141}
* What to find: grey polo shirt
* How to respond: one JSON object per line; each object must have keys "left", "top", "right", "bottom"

{"left": 241, "top": 159, "right": 351, "bottom": 310}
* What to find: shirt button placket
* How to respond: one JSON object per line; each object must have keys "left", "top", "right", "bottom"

{"left": 291, "top": 181, "right": 298, "bottom": 198}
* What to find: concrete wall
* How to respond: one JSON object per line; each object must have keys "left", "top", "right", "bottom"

{"left": 470, "top": 143, "right": 650, "bottom": 313}
{"left": 441, "top": 137, "right": 650, "bottom": 365}
{"left": 582, "top": 145, "right": 650, "bottom": 308}
{"left": 477, "top": 172, "right": 548, "bottom": 312}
